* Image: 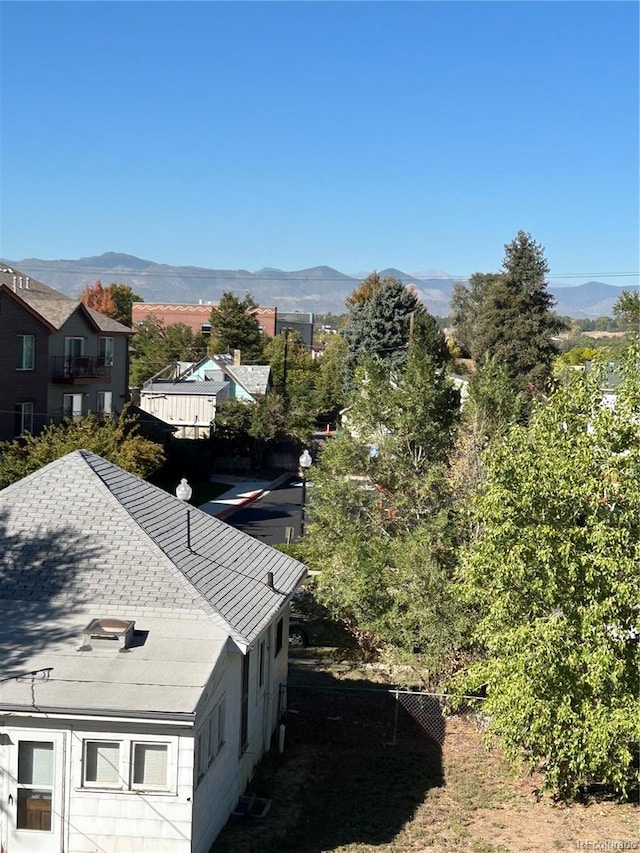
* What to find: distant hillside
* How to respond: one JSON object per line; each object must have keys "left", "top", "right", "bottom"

{"left": 6, "top": 254, "right": 633, "bottom": 318}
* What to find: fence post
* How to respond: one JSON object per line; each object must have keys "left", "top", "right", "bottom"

{"left": 392, "top": 688, "right": 399, "bottom": 746}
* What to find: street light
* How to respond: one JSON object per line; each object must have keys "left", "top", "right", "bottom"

{"left": 176, "top": 478, "right": 193, "bottom": 550}
{"left": 298, "top": 449, "right": 312, "bottom": 538}
{"left": 176, "top": 478, "right": 192, "bottom": 501}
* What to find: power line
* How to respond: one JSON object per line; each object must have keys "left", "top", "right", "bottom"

{"left": 3, "top": 262, "right": 639, "bottom": 283}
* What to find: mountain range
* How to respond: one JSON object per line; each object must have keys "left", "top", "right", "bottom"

{"left": 6, "top": 252, "right": 633, "bottom": 319}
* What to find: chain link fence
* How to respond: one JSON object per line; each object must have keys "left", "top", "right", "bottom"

{"left": 285, "top": 669, "right": 485, "bottom": 749}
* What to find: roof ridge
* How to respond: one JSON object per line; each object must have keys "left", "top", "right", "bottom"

{"left": 76, "top": 451, "right": 244, "bottom": 640}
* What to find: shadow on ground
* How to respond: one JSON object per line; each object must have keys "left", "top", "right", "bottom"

{"left": 211, "top": 665, "right": 444, "bottom": 853}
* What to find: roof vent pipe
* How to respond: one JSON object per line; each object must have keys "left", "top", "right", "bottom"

{"left": 25, "top": 277, "right": 30, "bottom": 289}
{"left": 12, "top": 275, "right": 17, "bottom": 292}
{"left": 18, "top": 276, "right": 23, "bottom": 288}
{"left": 266, "top": 572, "right": 274, "bottom": 589}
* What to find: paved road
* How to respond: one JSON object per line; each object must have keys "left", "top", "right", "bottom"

{"left": 227, "top": 477, "right": 304, "bottom": 546}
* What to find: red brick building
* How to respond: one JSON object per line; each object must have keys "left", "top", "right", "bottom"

{"left": 132, "top": 302, "right": 278, "bottom": 337}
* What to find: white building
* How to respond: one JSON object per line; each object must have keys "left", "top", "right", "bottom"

{"left": 0, "top": 450, "right": 307, "bottom": 853}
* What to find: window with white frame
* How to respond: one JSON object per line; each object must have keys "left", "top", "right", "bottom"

{"left": 14, "top": 402, "right": 34, "bottom": 436}
{"left": 99, "top": 337, "right": 114, "bottom": 366}
{"left": 84, "top": 741, "right": 121, "bottom": 788}
{"left": 17, "top": 335, "right": 35, "bottom": 370}
{"left": 131, "top": 743, "right": 168, "bottom": 790}
{"left": 96, "top": 390, "right": 112, "bottom": 415}
{"left": 81, "top": 739, "right": 171, "bottom": 792}
{"left": 63, "top": 393, "right": 83, "bottom": 421}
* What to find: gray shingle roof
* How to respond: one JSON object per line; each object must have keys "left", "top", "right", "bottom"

{"left": 0, "top": 263, "right": 132, "bottom": 333}
{"left": 225, "top": 365, "right": 272, "bottom": 397}
{"left": 0, "top": 450, "right": 307, "bottom": 647}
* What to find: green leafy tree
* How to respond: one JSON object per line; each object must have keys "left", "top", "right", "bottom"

{"left": 0, "top": 407, "right": 164, "bottom": 489}
{"left": 130, "top": 318, "right": 207, "bottom": 387}
{"left": 613, "top": 289, "right": 640, "bottom": 330}
{"left": 263, "top": 330, "right": 317, "bottom": 414}
{"left": 314, "top": 334, "right": 348, "bottom": 416}
{"left": 454, "top": 340, "right": 640, "bottom": 798}
{"left": 450, "top": 272, "right": 503, "bottom": 358}
{"left": 296, "top": 433, "right": 465, "bottom": 680}
{"left": 209, "top": 292, "right": 265, "bottom": 362}
{"left": 108, "top": 283, "right": 144, "bottom": 326}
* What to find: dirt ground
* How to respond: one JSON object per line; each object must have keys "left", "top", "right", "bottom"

{"left": 212, "top": 660, "right": 639, "bottom": 853}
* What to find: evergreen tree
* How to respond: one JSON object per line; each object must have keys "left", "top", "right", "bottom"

{"left": 209, "top": 292, "right": 264, "bottom": 362}
{"left": 452, "top": 232, "right": 565, "bottom": 393}
{"left": 343, "top": 275, "right": 423, "bottom": 383}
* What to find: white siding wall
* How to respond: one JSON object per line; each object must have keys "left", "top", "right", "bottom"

{"left": 191, "top": 619, "right": 289, "bottom": 853}
{"left": 66, "top": 723, "right": 194, "bottom": 853}
{"left": 139, "top": 394, "right": 217, "bottom": 434}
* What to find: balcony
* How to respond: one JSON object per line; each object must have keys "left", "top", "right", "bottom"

{"left": 52, "top": 356, "right": 112, "bottom": 384}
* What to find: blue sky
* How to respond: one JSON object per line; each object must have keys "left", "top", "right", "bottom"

{"left": 1, "top": 1, "right": 638, "bottom": 285}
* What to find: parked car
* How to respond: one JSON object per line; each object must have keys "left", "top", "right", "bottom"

{"left": 288, "top": 589, "right": 332, "bottom": 648}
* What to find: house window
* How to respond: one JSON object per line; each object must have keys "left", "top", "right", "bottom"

{"left": 131, "top": 743, "right": 168, "bottom": 790}
{"left": 276, "top": 618, "right": 284, "bottom": 655}
{"left": 63, "top": 394, "right": 83, "bottom": 422}
{"left": 14, "top": 402, "right": 34, "bottom": 436}
{"left": 99, "top": 337, "right": 114, "bottom": 366}
{"left": 83, "top": 741, "right": 120, "bottom": 788}
{"left": 196, "top": 729, "right": 209, "bottom": 782}
{"left": 63, "top": 337, "right": 85, "bottom": 378}
{"left": 17, "top": 335, "right": 35, "bottom": 370}
{"left": 240, "top": 652, "right": 250, "bottom": 753}
{"left": 258, "top": 640, "right": 265, "bottom": 689}
{"left": 81, "top": 739, "right": 172, "bottom": 792}
{"left": 96, "top": 391, "right": 112, "bottom": 415}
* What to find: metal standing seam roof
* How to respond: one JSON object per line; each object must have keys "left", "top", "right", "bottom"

{"left": 142, "top": 380, "right": 229, "bottom": 395}
{"left": 0, "top": 450, "right": 307, "bottom": 648}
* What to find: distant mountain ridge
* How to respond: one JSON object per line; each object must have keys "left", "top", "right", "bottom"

{"left": 6, "top": 253, "right": 634, "bottom": 318}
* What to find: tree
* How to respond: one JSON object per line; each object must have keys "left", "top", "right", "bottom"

{"left": 452, "top": 232, "right": 566, "bottom": 394}
{"left": 80, "top": 280, "right": 116, "bottom": 317}
{"left": 209, "top": 292, "right": 264, "bottom": 362}
{"left": 343, "top": 275, "right": 423, "bottom": 383}
{"left": 0, "top": 407, "right": 164, "bottom": 489}
{"left": 80, "top": 281, "right": 143, "bottom": 326}
{"left": 296, "top": 432, "right": 466, "bottom": 680}
{"left": 613, "top": 289, "right": 640, "bottom": 330}
{"left": 108, "top": 283, "right": 144, "bottom": 326}
{"left": 263, "top": 330, "right": 317, "bottom": 414}
{"left": 314, "top": 334, "right": 348, "bottom": 416}
{"left": 130, "top": 318, "right": 207, "bottom": 387}
{"left": 345, "top": 270, "right": 385, "bottom": 308}
{"left": 450, "top": 273, "right": 503, "bottom": 358}
{"left": 454, "top": 340, "right": 640, "bottom": 798}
